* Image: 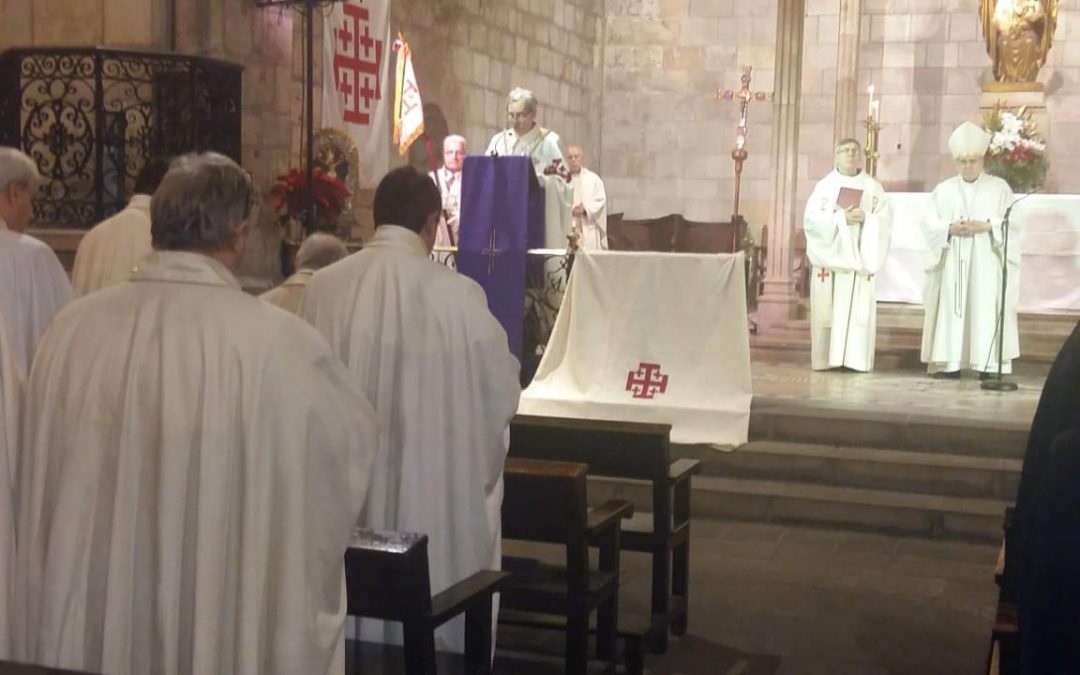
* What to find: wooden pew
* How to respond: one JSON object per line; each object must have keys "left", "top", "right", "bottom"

{"left": 509, "top": 415, "right": 701, "bottom": 654}
{"left": 987, "top": 507, "right": 1018, "bottom": 675}
{"left": 500, "top": 457, "right": 636, "bottom": 675}
{"left": 344, "top": 529, "right": 509, "bottom": 675}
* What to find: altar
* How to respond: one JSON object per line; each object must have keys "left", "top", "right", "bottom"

{"left": 877, "top": 193, "right": 1080, "bottom": 312}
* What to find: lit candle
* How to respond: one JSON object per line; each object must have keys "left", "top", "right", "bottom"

{"left": 871, "top": 99, "right": 880, "bottom": 121}
{"left": 867, "top": 84, "right": 875, "bottom": 117}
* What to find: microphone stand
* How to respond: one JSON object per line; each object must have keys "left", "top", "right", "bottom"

{"left": 981, "top": 199, "right": 1019, "bottom": 392}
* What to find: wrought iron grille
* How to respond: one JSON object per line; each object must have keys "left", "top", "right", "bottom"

{"left": 0, "top": 47, "right": 242, "bottom": 229}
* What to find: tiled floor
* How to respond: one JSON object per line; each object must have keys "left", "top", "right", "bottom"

{"left": 500, "top": 520, "right": 999, "bottom": 674}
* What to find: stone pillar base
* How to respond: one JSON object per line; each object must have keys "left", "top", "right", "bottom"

{"left": 755, "top": 280, "right": 799, "bottom": 328}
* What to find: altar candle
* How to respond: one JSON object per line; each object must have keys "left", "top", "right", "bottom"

{"left": 871, "top": 99, "right": 880, "bottom": 121}
{"left": 867, "top": 84, "right": 876, "bottom": 117}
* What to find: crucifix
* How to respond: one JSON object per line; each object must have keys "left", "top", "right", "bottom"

{"left": 716, "top": 67, "right": 773, "bottom": 252}
{"left": 481, "top": 226, "right": 502, "bottom": 275}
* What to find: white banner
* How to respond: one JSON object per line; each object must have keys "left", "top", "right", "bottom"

{"left": 322, "top": 0, "right": 391, "bottom": 188}
{"left": 392, "top": 35, "right": 424, "bottom": 156}
{"left": 519, "top": 251, "right": 753, "bottom": 447}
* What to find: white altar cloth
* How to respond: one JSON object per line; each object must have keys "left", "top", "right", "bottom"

{"left": 876, "top": 192, "right": 1080, "bottom": 311}
{"left": 519, "top": 250, "right": 752, "bottom": 447}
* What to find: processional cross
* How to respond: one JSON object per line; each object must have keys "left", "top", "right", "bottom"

{"left": 715, "top": 67, "right": 773, "bottom": 249}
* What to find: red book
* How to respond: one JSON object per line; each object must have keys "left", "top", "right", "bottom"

{"left": 836, "top": 187, "right": 863, "bottom": 210}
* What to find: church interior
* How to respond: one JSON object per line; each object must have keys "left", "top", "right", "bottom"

{"left": 1, "top": 0, "right": 1078, "bottom": 673}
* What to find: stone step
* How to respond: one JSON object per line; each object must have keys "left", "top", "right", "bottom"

{"left": 589, "top": 474, "right": 1009, "bottom": 543}
{"left": 748, "top": 399, "right": 1030, "bottom": 459}
{"left": 682, "top": 441, "right": 1022, "bottom": 501}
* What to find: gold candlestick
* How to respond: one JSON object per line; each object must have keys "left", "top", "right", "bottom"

{"left": 863, "top": 114, "right": 881, "bottom": 178}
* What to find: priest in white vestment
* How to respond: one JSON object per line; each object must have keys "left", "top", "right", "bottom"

{"left": 0, "top": 147, "right": 73, "bottom": 373}
{"left": 13, "top": 153, "right": 378, "bottom": 675}
{"left": 485, "top": 87, "right": 573, "bottom": 248}
{"left": 429, "top": 134, "right": 465, "bottom": 267}
{"left": 803, "top": 138, "right": 892, "bottom": 372}
{"left": 0, "top": 310, "right": 21, "bottom": 658}
{"left": 71, "top": 156, "right": 170, "bottom": 296}
{"left": 920, "top": 122, "right": 1018, "bottom": 378}
{"left": 567, "top": 145, "right": 609, "bottom": 250}
{"left": 260, "top": 232, "right": 348, "bottom": 314}
{"left": 301, "top": 167, "right": 521, "bottom": 654}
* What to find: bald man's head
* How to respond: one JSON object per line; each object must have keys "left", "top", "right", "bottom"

{"left": 567, "top": 146, "right": 584, "bottom": 175}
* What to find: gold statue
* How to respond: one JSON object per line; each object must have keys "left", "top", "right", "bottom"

{"left": 980, "top": 0, "right": 1057, "bottom": 83}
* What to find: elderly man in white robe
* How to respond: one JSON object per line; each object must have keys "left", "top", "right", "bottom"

{"left": 567, "top": 145, "right": 609, "bottom": 250}
{"left": 430, "top": 134, "right": 465, "bottom": 267}
{"left": 301, "top": 166, "right": 521, "bottom": 654}
{"left": 803, "top": 138, "right": 892, "bottom": 372}
{"left": 71, "top": 156, "right": 170, "bottom": 296}
{"left": 920, "top": 121, "right": 1018, "bottom": 379}
{"left": 0, "top": 147, "right": 73, "bottom": 373}
{"left": 485, "top": 87, "right": 573, "bottom": 249}
{"left": 13, "top": 152, "right": 378, "bottom": 675}
{"left": 260, "top": 232, "right": 348, "bottom": 313}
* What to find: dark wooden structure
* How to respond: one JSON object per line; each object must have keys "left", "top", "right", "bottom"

{"left": 606, "top": 212, "right": 766, "bottom": 306}
{"left": 509, "top": 415, "right": 701, "bottom": 654}
{"left": 344, "top": 529, "right": 508, "bottom": 675}
{"left": 988, "top": 507, "right": 1018, "bottom": 675}
{"left": 500, "top": 458, "right": 635, "bottom": 675}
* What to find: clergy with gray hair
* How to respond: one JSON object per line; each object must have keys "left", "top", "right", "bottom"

{"left": 484, "top": 86, "right": 565, "bottom": 174}
{"left": 0, "top": 146, "right": 73, "bottom": 373}
{"left": 261, "top": 232, "right": 350, "bottom": 314}
{"left": 919, "top": 121, "right": 1018, "bottom": 379}
{"left": 13, "top": 151, "right": 378, "bottom": 675}
{"left": 803, "top": 138, "right": 892, "bottom": 372}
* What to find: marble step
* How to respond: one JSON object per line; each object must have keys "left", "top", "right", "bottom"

{"left": 589, "top": 474, "right": 1008, "bottom": 543}
{"left": 682, "top": 441, "right": 1022, "bottom": 501}
{"left": 747, "top": 399, "right": 1030, "bottom": 459}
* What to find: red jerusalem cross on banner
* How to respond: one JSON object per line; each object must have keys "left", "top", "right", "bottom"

{"left": 626, "top": 362, "right": 669, "bottom": 400}
{"left": 333, "top": 4, "right": 384, "bottom": 126}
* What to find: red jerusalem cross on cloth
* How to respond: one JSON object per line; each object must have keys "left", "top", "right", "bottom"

{"left": 334, "top": 4, "right": 384, "bottom": 125}
{"left": 626, "top": 362, "right": 669, "bottom": 400}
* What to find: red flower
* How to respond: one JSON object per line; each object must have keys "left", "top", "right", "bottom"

{"left": 270, "top": 168, "right": 352, "bottom": 228}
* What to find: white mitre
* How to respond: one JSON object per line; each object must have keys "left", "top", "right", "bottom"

{"left": 948, "top": 121, "right": 992, "bottom": 159}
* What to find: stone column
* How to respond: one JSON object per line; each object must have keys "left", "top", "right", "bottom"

{"left": 757, "top": 0, "right": 806, "bottom": 328}
{"left": 833, "top": 0, "right": 863, "bottom": 143}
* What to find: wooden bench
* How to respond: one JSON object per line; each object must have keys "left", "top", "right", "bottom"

{"left": 987, "top": 507, "right": 1018, "bottom": 675}
{"left": 500, "top": 457, "right": 635, "bottom": 675}
{"left": 509, "top": 415, "right": 701, "bottom": 654}
{"left": 344, "top": 528, "right": 508, "bottom": 675}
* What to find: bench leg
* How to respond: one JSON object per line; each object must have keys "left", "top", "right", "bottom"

{"left": 672, "top": 537, "right": 690, "bottom": 635}
{"left": 566, "top": 606, "right": 589, "bottom": 675}
{"left": 649, "top": 546, "right": 671, "bottom": 654}
{"left": 402, "top": 619, "right": 438, "bottom": 675}
{"left": 464, "top": 597, "right": 494, "bottom": 675}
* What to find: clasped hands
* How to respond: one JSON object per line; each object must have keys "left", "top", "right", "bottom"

{"left": 948, "top": 219, "right": 992, "bottom": 236}
{"left": 572, "top": 203, "right": 586, "bottom": 217}
{"left": 841, "top": 207, "right": 866, "bottom": 226}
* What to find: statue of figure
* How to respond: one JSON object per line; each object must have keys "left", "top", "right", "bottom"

{"left": 981, "top": 0, "right": 1057, "bottom": 83}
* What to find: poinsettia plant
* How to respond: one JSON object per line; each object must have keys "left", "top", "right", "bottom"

{"left": 982, "top": 106, "right": 1048, "bottom": 194}
{"left": 270, "top": 167, "right": 351, "bottom": 233}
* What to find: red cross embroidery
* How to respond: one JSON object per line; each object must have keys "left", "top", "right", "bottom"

{"left": 333, "top": 4, "right": 384, "bottom": 126}
{"left": 626, "top": 363, "right": 669, "bottom": 400}
{"left": 817, "top": 268, "right": 830, "bottom": 282}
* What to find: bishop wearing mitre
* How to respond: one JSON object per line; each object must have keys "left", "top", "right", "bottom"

{"left": 920, "top": 121, "right": 1018, "bottom": 378}
{"left": 803, "top": 138, "right": 892, "bottom": 372}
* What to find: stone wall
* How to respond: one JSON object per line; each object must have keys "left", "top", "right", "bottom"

{"left": 393, "top": 0, "right": 605, "bottom": 168}
{"left": 603, "top": 0, "right": 1080, "bottom": 233}
{"left": 601, "top": 0, "right": 780, "bottom": 229}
